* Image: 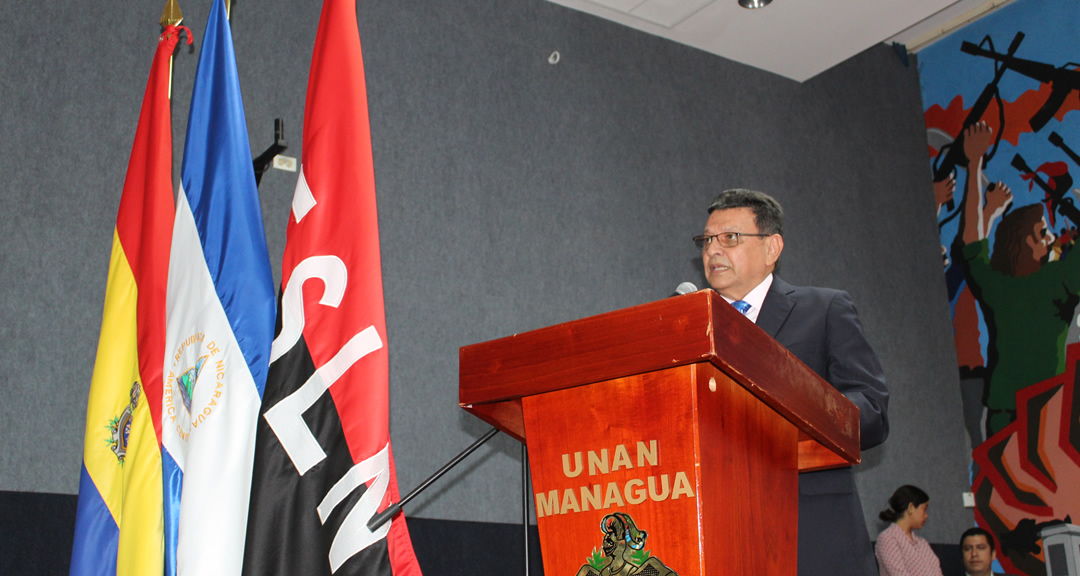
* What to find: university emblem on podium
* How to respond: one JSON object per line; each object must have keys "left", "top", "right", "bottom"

{"left": 575, "top": 513, "right": 678, "bottom": 576}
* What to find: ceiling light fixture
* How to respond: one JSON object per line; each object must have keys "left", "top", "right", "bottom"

{"left": 738, "top": 0, "right": 771, "bottom": 8}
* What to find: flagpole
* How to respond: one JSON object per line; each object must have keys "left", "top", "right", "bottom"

{"left": 159, "top": 0, "right": 183, "bottom": 99}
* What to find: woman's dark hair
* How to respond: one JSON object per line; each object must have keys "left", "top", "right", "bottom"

{"left": 878, "top": 485, "right": 929, "bottom": 522}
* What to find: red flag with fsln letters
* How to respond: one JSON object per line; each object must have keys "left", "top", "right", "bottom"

{"left": 241, "top": 0, "right": 422, "bottom": 573}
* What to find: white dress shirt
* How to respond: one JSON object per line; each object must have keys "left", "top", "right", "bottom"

{"left": 719, "top": 273, "right": 773, "bottom": 324}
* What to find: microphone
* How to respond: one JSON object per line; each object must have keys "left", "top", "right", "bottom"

{"left": 674, "top": 282, "right": 698, "bottom": 296}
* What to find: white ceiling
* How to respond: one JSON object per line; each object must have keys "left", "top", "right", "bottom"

{"left": 546, "top": 0, "right": 1015, "bottom": 82}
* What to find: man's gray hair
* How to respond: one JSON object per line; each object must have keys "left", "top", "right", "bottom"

{"left": 708, "top": 188, "right": 784, "bottom": 236}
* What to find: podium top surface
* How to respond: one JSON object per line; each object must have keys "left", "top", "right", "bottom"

{"left": 459, "top": 289, "right": 859, "bottom": 465}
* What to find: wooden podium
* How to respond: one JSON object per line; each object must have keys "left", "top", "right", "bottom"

{"left": 459, "top": 290, "right": 860, "bottom": 576}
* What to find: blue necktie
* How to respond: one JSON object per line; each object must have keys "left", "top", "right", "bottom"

{"left": 732, "top": 300, "right": 751, "bottom": 315}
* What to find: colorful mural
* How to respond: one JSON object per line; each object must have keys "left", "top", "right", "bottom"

{"left": 919, "top": 0, "right": 1080, "bottom": 574}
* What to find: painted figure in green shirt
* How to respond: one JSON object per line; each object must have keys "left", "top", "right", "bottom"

{"left": 959, "top": 122, "right": 1080, "bottom": 435}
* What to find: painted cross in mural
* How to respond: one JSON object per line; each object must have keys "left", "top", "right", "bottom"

{"left": 919, "top": 0, "right": 1080, "bottom": 574}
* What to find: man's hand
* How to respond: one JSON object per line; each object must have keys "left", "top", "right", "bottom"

{"left": 963, "top": 121, "right": 994, "bottom": 164}
{"left": 985, "top": 181, "right": 1013, "bottom": 216}
{"left": 934, "top": 174, "right": 956, "bottom": 214}
{"left": 961, "top": 121, "right": 995, "bottom": 245}
{"left": 981, "top": 182, "right": 1013, "bottom": 239}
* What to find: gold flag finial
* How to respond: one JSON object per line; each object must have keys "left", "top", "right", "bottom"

{"left": 160, "top": 0, "right": 183, "bottom": 28}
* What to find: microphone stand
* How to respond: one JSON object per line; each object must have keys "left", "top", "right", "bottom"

{"left": 367, "top": 427, "right": 500, "bottom": 531}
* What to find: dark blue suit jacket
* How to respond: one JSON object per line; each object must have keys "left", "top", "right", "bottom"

{"left": 757, "top": 277, "right": 889, "bottom": 576}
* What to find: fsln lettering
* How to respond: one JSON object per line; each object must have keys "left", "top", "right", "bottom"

{"left": 264, "top": 326, "right": 383, "bottom": 475}
{"left": 270, "top": 255, "right": 348, "bottom": 364}
{"left": 317, "top": 443, "right": 392, "bottom": 572}
{"left": 263, "top": 254, "right": 383, "bottom": 476}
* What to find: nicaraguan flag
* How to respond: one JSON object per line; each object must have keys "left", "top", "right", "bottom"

{"left": 242, "top": 0, "right": 422, "bottom": 574}
{"left": 161, "top": 0, "right": 276, "bottom": 574}
{"left": 69, "top": 23, "right": 189, "bottom": 576}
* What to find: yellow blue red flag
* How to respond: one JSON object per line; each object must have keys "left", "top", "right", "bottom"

{"left": 69, "top": 22, "right": 190, "bottom": 576}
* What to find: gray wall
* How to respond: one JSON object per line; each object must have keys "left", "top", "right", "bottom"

{"left": 0, "top": 0, "right": 970, "bottom": 543}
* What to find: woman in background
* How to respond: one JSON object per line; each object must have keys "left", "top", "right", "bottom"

{"left": 875, "top": 485, "right": 943, "bottom": 576}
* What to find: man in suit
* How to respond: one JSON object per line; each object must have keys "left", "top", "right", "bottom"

{"left": 696, "top": 188, "right": 889, "bottom": 576}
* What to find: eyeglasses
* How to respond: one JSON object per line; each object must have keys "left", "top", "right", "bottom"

{"left": 694, "top": 232, "right": 771, "bottom": 249}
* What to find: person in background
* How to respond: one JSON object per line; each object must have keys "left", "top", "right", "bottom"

{"left": 960, "top": 527, "right": 1012, "bottom": 576}
{"left": 875, "top": 485, "right": 943, "bottom": 576}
